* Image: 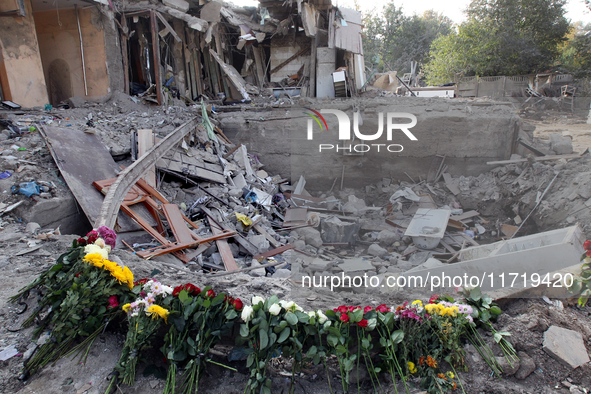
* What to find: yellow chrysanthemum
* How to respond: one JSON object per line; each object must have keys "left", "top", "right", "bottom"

{"left": 122, "top": 303, "right": 131, "bottom": 313}
{"left": 412, "top": 300, "right": 423, "bottom": 307}
{"left": 446, "top": 371, "right": 455, "bottom": 379}
{"left": 407, "top": 361, "right": 417, "bottom": 374}
{"left": 146, "top": 304, "right": 169, "bottom": 323}
{"left": 83, "top": 253, "right": 104, "bottom": 268}
{"left": 122, "top": 266, "right": 134, "bottom": 289}
{"left": 102, "top": 259, "right": 119, "bottom": 273}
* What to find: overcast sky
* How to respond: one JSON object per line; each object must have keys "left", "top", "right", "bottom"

{"left": 227, "top": 0, "right": 591, "bottom": 24}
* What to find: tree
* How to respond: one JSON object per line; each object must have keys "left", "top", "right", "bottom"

{"left": 362, "top": 5, "right": 452, "bottom": 74}
{"left": 558, "top": 22, "right": 591, "bottom": 77}
{"left": 424, "top": 0, "right": 569, "bottom": 84}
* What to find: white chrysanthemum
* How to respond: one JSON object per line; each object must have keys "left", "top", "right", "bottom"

{"left": 161, "top": 285, "right": 173, "bottom": 295}
{"left": 150, "top": 281, "right": 162, "bottom": 295}
{"left": 317, "top": 310, "right": 328, "bottom": 324}
{"left": 280, "top": 300, "right": 294, "bottom": 310}
{"left": 268, "top": 303, "right": 282, "bottom": 316}
{"left": 241, "top": 305, "right": 254, "bottom": 323}
{"left": 251, "top": 296, "right": 264, "bottom": 306}
{"left": 143, "top": 280, "right": 155, "bottom": 291}
{"left": 84, "top": 244, "right": 109, "bottom": 259}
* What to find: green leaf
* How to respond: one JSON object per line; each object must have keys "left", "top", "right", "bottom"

{"left": 211, "top": 293, "right": 225, "bottom": 306}
{"left": 327, "top": 334, "right": 338, "bottom": 347}
{"left": 490, "top": 306, "right": 502, "bottom": 316}
{"left": 225, "top": 309, "right": 238, "bottom": 320}
{"left": 306, "top": 346, "right": 317, "bottom": 357}
{"left": 336, "top": 345, "right": 347, "bottom": 354}
{"left": 480, "top": 309, "right": 491, "bottom": 322}
{"left": 277, "top": 327, "right": 291, "bottom": 343}
{"left": 284, "top": 312, "right": 298, "bottom": 326}
{"left": 240, "top": 324, "right": 249, "bottom": 337}
{"left": 259, "top": 328, "right": 269, "bottom": 349}
{"left": 469, "top": 287, "right": 482, "bottom": 301}
{"left": 391, "top": 330, "right": 404, "bottom": 344}
{"left": 246, "top": 353, "right": 255, "bottom": 368}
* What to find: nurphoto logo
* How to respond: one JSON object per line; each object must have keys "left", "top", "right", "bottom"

{"left": 303, "top": 108, "right": 418, "bottom": 153}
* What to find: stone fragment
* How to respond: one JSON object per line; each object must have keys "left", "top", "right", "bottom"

{"left": 543, "top": 326, "right": 589, "bottom": 369}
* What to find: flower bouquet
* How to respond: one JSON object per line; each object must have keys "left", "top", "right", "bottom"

{"left": 12, "top": 228, "right": 134, "bottom": 377}
{"left": 163, "top": 284, "right": 241, "bottom": 394}
{"left": 238, "top": 296, "right": 307, "bottom": 394}
{"left": 105, "top": 279, "right": 172, "bottom": 393}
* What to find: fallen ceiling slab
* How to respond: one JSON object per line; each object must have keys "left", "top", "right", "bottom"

{"left": 39, "top": 125, "right": 141, "bottom": 232}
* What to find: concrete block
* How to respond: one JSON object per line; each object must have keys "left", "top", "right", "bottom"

{"left": 320, "top": 216, "right": 358, "bottom": 243}
{"left": 162, "top": 0, "right": 189, "bottom": 12}
{"left": 543, "top": 326, "right": 590, "bottom": 369}
{"left": 377, "top": 230, "right": 400, "bottom": 247}
{"left": 368, "top": 243, "right": 388, "bottom": 257}
{"left": 297, "top": 227, "right": 323, "bottom": 248}
{"left": 66, "top": 96, "right": 86, "bottom": 108}
{"left": 200, "top": 0, "right": 221, "bottom": 22}
{"left": 550, "top": 133, "right": 573, "bottom": 155}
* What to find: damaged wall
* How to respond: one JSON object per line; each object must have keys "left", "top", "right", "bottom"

{"left": 0, "top": 0, "right": 49, "bottom": 107}
{"left": 34, "top": 7, "right": 110, "bottom": 104}
{"left": 270, "top": 36, "right": 310, "bottom": 83}
{"left": 218, "top": 98, "right": 520, "bottom": 190}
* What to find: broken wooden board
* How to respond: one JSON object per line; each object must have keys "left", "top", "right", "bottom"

{"left": 254, "top": 244, "right": 295, "bottom": 260}
{"left": 207, "top": 216, "right": 239, "bottom": 271}
{"left": 450, "top": 210, "right": 480, "bottom": 222}
{"left": 209, "top": 48, "right": 250, "bottom": 100}
{"left": 501, "top": 223, "right": 518, "bottom": 237}
{"left": 137, "top": 129, "right": 156, "bottom": 187}
{"left": 253, "top": 223, "right": 283, "bottom": 248}
{"left": 442, "top": 173, "right": 461, "bottom": 195}
{"left": 39, "top": 125, "right": 140, "bottom": 232}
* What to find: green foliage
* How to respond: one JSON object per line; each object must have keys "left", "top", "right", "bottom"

{"left": 362, "top": 5, "right": 452, "bottom": 74}
{"left": 424, "top": 0, "right": 569, "bottom": 84}
{"left": 557, "top": 23, "right": 591, "bottom": 77}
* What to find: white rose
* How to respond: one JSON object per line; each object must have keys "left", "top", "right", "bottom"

{"left": 252, "top": 296, "right": 264, "bottom": 306}
{"left": 294, "top": 304, "right": 304, "bottom": 312}
{"left": 268, "top": 303, "right": 282, "bottom": 316}
{"left": 94, "top": 238, "right": 106, "bottom": 248}
{"left": 241, "top": 305, "right": 254, "bottom": 323}
{"left": 84, "top": 244, "right": 109, "bottom": 259}
{"left": 307, "top": 311, "right": 316, "bottom": 319}
{"left": 161, "top": 285, "right": 174, "bottom": 295}
{"left": 316, "top": 310, "right": 328, "bottom": 324}
{"left": 280, "top": 300, "right": 295, "bottom": 310}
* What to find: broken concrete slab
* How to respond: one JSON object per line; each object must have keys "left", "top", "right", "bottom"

{"left": 543, "top": 326, "right": 590, "bottom": 369}
{"left": 162, "top": 0, "right": 189, "bottom": 12}
{"left": 368, "top": 243, "right": 388, "bottom": 257}
{"left": 377, "top": 229, "right": 401, "bottom": 247}
{"left": 297, "top": 227, "right": 323, "bottom": 248}
{"left": 320, "top": 216, "right": 358, "bottom": 244}
{"left": 550, "top": 133, "right": 574, "bottom": 155}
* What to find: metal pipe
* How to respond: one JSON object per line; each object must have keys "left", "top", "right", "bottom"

{"left": 75, "top": 4, "right": 88, "bottom": 96}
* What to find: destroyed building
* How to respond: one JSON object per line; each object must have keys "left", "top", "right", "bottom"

{"left": 0, "top": 0, "right": 365, "bottom": 107}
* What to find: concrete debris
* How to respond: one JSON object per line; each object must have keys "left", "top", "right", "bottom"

{"left": 543, "top": 326, "right": 590, "bottom": 369}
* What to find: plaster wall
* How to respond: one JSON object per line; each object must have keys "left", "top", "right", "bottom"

{"left": 0, "top": 0, "right": 49, "bottom": 107}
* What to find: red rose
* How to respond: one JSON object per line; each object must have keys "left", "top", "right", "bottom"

{"left": 587, "top": 250, "right": 591, "bottom": 257}
{"left": 429, "top": 294, "right": 440, "bottom": 304}
{"left": 340, "top": 313, "right": 350, "bottom": 323}
{"left": 584, "top": 240, "right": 591, "bottom": 250}
{"left": 107, "top": 295, "right": 119, "bottom": 309}
{"left": 349, "top": 306, "right": 361, "bottom": 312}
{"left": 75, "top": 272, "right": 82, "bottom": 278}
{"left": 228, "top": 296, "right": 235, "bottom": 305}
{"left": 233, "top": 298, "right": 244, "bottom": 310}
{"left": 337, "top": 305, "right": 348, "bottom": 314}
{"left": 364, "top": 306, "right": 373, "bottom": 314}
{"left": 134, "top": 278, "right": 149, "bottom": 287}
{"left": 77, "top": 237, "right": 87, "bottom": 246}
{"left": 206, "top": 289, "right": 215, "bottom": 298}
{"left": 172, "top": 285, "right": 184, "bottom": 297}
{"left": 86, "top": 230, "right": 98, "bottom": 244}
{"left": 185, "top": 284, "right": 200, "bottom": 296}
{"left": 357, "top": 319, "right": 368, "bottom": 328}
{"left": 376, "top": 304, "right": 391, "bottom": 313}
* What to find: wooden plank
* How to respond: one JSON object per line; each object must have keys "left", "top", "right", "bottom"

{"left": 162, "top": 204, "right": 195, "bottom": 244}
{"left": 209, "top": 48, "right": 250, "bottom": 100}
{"left": 223, "top": 144, "right": 241, "bottom": 159}
{"left": 155, "top": 11, "right": 181, "bottom": 42}
{"left": 253, "top": 223, "right": 283, "bottom": 248}
{"left": 121, "top": 15, "right": 129, "bottom": 95}
{"left": 487, "top": 153, "right": 584, "bottom": 165}
{"left": 442, "top": 173, "right": 460, "bottom": 195}
{"left": 200, "top": 206, "right": 259, "bottom": 256}
{"left": 150, "top": 10, "right": 163, "bottom": 105}
{"left": 252, "top": 46, "right": 265, "bottom": 89}
{"left": 450, "top": 210, "right": 480, "bottom": 221}
{"left": 253, "top": 244, "right": 295, "bottom": 260}
{"left": 137, "top": 129, "right": 156, "bottom": 187}
{"left": 208, "top": 216, "right": 239, "bottom": 271}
